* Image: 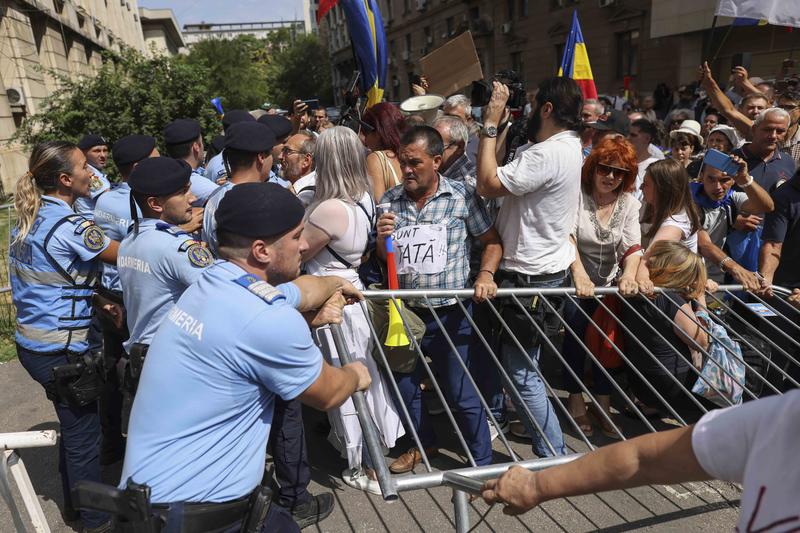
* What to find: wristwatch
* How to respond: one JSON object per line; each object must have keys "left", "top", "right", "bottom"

{"left": 481, "top": 125, "right": 498, "bottom": 138}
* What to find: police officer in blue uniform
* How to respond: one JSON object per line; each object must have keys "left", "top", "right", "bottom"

{"left": 204, "top": 109, "right": 256, "bottom": 184}
{"left": 121, "top": 182, "right": 369, "bottom": 531}
{"left": 163, "top": 118, "right": 219, "bottom": 206}
{"left": 9, "top": 141, "right": 118, "bottom": 532}
{"left": 117, "top": 157, "right": 211, "bottom": 424}
{"left": 258, "top": 114, "right": 294, "bottom": 187}
{"left": 74, "top": 134, "right": 111, "bottom": 215}
{"left": 202, "top": 121, "right": 275, "bottom": 256}
{"left": 93, "top": 134, "right": 158, "bottom": 460}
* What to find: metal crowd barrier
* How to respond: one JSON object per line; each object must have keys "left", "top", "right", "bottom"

{"left": 1, "top": 430, "right": 58, "bottom": 533}
{"left": 330, "top": 284, "right": 798, "bottom": 532}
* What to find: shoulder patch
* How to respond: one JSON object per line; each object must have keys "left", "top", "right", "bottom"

{"left": 82, "top": 225, "right": 106, "bottom": 251}
{"left": 233, "top": 274, "right": 285, "bottom": 304}
{"left": 186, "top": 242, "right": 213, "bottom": 268}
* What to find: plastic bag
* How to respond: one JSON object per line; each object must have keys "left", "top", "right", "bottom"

{"left": 691, "top": 310, "right": 745, "bottom": 407}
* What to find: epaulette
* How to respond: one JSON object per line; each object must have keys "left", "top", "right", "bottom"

{"left": 156, "top": 222, "right": 190, "bottom": 237}
{"left": 233, "top": 274, "right": 285, "bottom": 304}
{"left": 69, "top": 216, "right": 94, "bottom": 235}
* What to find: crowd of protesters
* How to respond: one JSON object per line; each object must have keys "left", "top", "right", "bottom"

{"left": 7, "top": 56, "right": 800, "bottom": 532}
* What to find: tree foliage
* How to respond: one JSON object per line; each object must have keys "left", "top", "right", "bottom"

{"left": 14, "top": 49, "right": 219, "bottom": 159}
{"left": 264, "top": 34, "right": 333, "bottom": 108}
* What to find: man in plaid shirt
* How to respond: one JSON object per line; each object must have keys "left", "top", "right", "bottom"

{"left": 377, "top": 125, "right": 503, "bottom": 474}
{"left": 779, "top": 91, "right": 800, "bottom": 167}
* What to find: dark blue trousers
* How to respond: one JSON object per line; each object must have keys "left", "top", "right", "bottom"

{"left": 392, "top": 302, "right": 492, "bottom": 466}
{"left": 17, "top": 346, "right": 109, "bottom": 528}
{"left": 268, "top": 397, "right": 311, "bottom": 509}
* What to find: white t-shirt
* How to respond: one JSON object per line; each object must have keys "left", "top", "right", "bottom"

{"left": 642, "top": 210, "right": 698, "bottom": 253}
{"left": 495, "top": 130, "right": 583, "bottom": 275}
{"left": 294, "top": 171, "right": 317, "bottom": 207}
{"left": 692, "top": 390, "right": 800, "bottom": 532}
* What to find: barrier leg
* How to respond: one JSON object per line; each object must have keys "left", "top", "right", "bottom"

{"left": 1, "top": 450, "right": 28, "bottom": 533}
{"left": 452, "top": 489, "right": 470, "bottom": 533}
{"left": 7, "top": 451, "right": 50, "bottom": 533}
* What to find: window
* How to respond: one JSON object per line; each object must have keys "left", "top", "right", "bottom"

{"left": 507, "top": 0, "right": 515, "bottom": 19}
{"left": 520, "top": 0, "right": 529, "bottom": 16}
{"left": 424, "top": 26, "right": 432, "bottom": 46}
{"left": 405, "top": 33, "right": 411, "bottom": 53}
{"left": 469, "top": 7, "right": 480, "bottom": 20}
{"left": 616, "top": 30, "right": 639, "bottom": 79}
{"left": 403, "top": 0, "right": 410, "bottom": 14}
{"left": 446, "top": 17, "right": 454, "bottom": 36}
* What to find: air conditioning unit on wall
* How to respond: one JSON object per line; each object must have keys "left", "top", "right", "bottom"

{"left": 7, "top": 86, "right": 26, "bottom": 107}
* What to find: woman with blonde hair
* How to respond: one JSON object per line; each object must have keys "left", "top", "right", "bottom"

{"left": 301, "top": 126, "right": 403, "bottom": 494}
{"left": 9, "top": 141, "right": 118, "bottom": 530}
{"left": 624, "top": 240, "right": 710, "bottom": 419}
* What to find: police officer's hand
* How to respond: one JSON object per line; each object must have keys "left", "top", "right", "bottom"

{"left": 179, "top": 207, "right": 204, "bottom": 233}
{"left": 309, "top": 291, "right": 346, "bottom": 327}
{"left": 344, "top": 361, "right": 372, "bottom": 392}
{"left": 102, "top": 302, "right": 124, "bottom": 330}
{"left": 377, "top": 212, "right": 397, "bottom": 241}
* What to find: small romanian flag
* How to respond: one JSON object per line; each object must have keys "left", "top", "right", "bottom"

{"left": 558, "top": 11, "right": 598, "bottom": 100}
{"left": 732, "top": 17, "right": 769, "bottom": 26}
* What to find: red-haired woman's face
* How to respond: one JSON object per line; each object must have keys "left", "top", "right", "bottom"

{"left": 593, "top": 161, "right": 628, "bottom": 196}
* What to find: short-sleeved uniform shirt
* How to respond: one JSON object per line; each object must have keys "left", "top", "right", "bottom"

{"left": 74, "top": 164, "right": 111, "bottom": 216}
{"left": 120, "top": 262, "right": 321, "bottom": 503}
{"left": 762, "top": 173, "right": 800, "bottom": 288}
{"left": 118, "top": 218, "right": 212, "bottom": 352}
{"left": 495, "top": 130, "right": 583, "bottom": 276}
{"left": 692, "top": 390, "right": 800, "bottom": 531}
{"left": 200, "top": 182, "right": 234, "bottom": 257}
{"left": 94, "top": 182, "right": 141, "bottom": 291}
{"left": 380, "top": 175, "right": 492, "bottom": 307}
{"left": 204, "top": 152, "right": 226, "bottom": 183}
{"left": 189, "top": 168, "right": 219, "bottom": 207}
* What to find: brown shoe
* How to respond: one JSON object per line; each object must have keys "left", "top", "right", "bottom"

{"left": 389, "top": 447, "right": 438, "bottom": 473}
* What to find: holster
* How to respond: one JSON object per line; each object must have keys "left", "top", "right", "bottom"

{"left": 121, "top": 343, "right": 149, "bottom": 435}
{"left": 128, "top": 343, "right": 149, "bottom": 382}
{"left": 240, "top": 484, "right": 273, "bottom": 533}
{"left": 72, "top": 478, "right": 160, "bottom": 533}
{"left": 50, "top": 352, "right": 103, "bottom": 407}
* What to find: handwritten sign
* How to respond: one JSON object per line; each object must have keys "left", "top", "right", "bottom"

{"left": 394, "top": 224, "right": 447, "bottom": 275}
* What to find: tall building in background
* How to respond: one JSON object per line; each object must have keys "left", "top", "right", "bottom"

{"left": 139, "top": 8, "right": 185, "bottom": 56}
{"left": 319, "top": 0, "right": 796, "bottom": 106}
{"left": 0, "top": 0, "right": 146, "bottom": 193}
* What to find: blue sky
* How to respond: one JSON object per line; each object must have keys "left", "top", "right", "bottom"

{"left": 138, "top": 0, "right": 306, "bottom": 29}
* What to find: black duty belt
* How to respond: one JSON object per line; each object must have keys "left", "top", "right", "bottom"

{"left": 151, "top": 495, "right": 250, "bottom": 532}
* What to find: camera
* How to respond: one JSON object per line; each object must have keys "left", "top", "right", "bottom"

{"left": 470, "top": 70, "right": 526, "bottom": 109}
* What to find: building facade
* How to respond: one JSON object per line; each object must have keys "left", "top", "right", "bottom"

{"left": 139, "top": 7, "right": 185, "bottom": 56}
{"left": 320, "top": 0, "right": 797, "bottom": 106}
{"left": 182, "top": 20, "right": 305, "bottom": 46}
{"left": 0, "top": 0, "right": 145, "bottom": 194}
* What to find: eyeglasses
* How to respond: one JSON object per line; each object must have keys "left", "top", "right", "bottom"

{"left": 281, "top": 147, "right": 305, "bottom": 156}
{"left": 596, "top": 163, "right": 630, "bottom": 180}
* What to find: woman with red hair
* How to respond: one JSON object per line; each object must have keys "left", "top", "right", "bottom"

{"left": 360, "top": 102, "right": 407, "bottom": 201}
{"left": 564, "top": 137, "right": 642, "bottom": 439}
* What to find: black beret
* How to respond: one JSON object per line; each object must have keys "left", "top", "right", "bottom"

{"left": 112, "top": 135, "right": 157, "bottom": 166}
{"left": 222, "top": 109, "right": 256, "bottom": 130}
{"left": 216, "top": 182, "right": 304, "bottom": 238}
{"left": 211, "top": 135, "right": 225, "bottom": 153}
{"left": 257, "top": 115, "right": 293, "bottom": 139}
{"left": 224, "top": 122, "right": 276, "bottom": 153}
{"left": 78, "top": 134, "right": 108, "bottom": 151}
{"left": 129, "top": 157, "right": 191, "bottom": 196}
{"left": 163, "top": 118, "right": 201, "bottom": 145}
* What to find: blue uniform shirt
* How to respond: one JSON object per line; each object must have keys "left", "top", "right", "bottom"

{"left": 118, "top": 219, "right": 212, "bottom": 352}
{"left": 189, "top": 168, "right": 218, "bottom": 207}
{"left": 10, "top": 196, "right": 110, "bottom": 353}
{"left": 74, "top": 164, "right": 111, "bottom": 216}
{"left": 200, "top": 182, "right": 233, "bottom": 257}
{"left": 204, "top": 152, "right": 226, "bottom": 183}
{"left": 268, "top": 169, "right": 290, "bottom": 188}
{"left": 120, "top": 262, "right": 320, "bottom": 503}
{"left": 94, "top": 182, "right": 141, "bottom": 291}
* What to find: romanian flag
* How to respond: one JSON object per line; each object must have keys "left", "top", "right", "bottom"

{"left": 732, "top": 17, "right": 768, "bottom": 26}
{"left": 317, "top": 0, "right": 388, "bottom": 108}
{"left": 558, "top": 11, "right": 597, "bottom": 100}
{"left": 716, "top": 0, "right": 800, "bottom": 28}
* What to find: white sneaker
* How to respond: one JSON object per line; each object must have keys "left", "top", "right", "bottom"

{"left": 488, "top": 418, "right": 510, "bottom": 441}
{"left": 342, "top": 467, "right": 381, "bottom": 495}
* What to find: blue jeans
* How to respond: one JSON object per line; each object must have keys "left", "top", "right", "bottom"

{"left": 392, "top": 302, "right": 492, "bottom": 466}
{"left": 562, "top": 298, "right": 612, "bottom": 395}
{"left": 497, "top": 271, "right": 567, "bottom": 457}
{"left": 17, "top": 346, "right": 109, "bottom": 528}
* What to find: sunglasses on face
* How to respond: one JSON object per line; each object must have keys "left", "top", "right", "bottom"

{"left": 596, "top": 163, "right": 630, "bottom": 180}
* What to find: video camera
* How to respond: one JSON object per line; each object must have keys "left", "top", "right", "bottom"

{"left": 470, "top": 70, "right": 526, "bottom": 109}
